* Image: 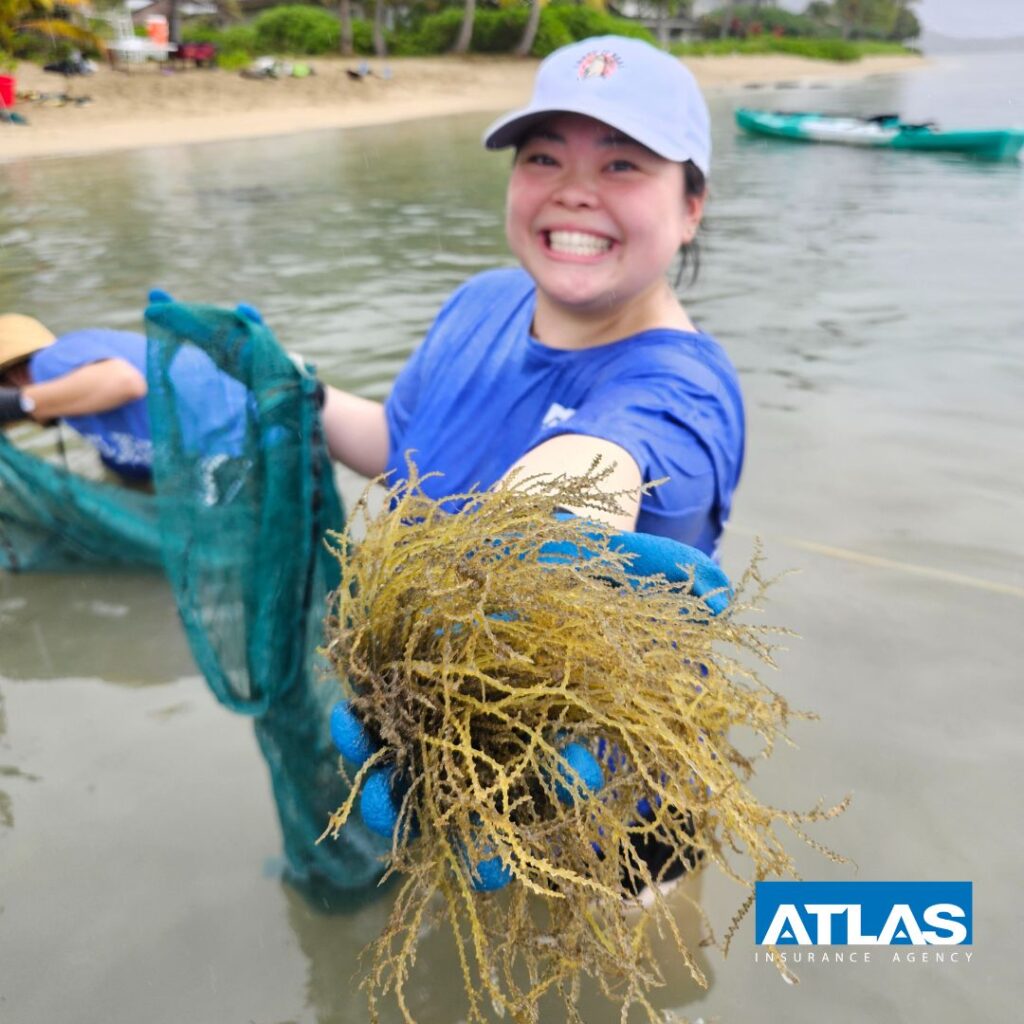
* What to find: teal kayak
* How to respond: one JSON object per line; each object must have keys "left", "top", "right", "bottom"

{"left": 735, "top": 108, "right": 1024, "bottom": 161}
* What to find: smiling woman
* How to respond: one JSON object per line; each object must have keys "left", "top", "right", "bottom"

{"left": 506, "top": 117, "right": 704, "bottom": 343}
{"left": 321, "top": 34, "right": 745, "bottom": 553}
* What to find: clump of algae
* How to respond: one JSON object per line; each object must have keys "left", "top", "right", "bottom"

{"left": 321, "top": 462, "right": 846, "bottom": 1023}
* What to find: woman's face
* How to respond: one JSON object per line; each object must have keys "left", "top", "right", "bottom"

{"left": 505, "top": 114, "right": 703, "bottom": 320}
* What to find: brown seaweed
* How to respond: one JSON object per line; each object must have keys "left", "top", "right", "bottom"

{"left": 321, "top": 462, "right": 846, "bottom": 1022}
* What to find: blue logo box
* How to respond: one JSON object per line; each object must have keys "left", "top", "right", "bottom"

{"left": 754, "top": 881, "right": 972, "bottom": 946}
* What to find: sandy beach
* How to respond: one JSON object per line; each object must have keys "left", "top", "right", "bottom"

{"left": 1, "top": 52, "right": 925, "bottom": 163}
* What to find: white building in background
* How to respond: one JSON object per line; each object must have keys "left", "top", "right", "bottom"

{"left": 125, "top": 1, "right": 218, "bottom": 28}
{"left": 614, "top": 2, "right": 701, "bottom": 45}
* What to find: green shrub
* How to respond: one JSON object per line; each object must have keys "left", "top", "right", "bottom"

{"left": 391, "top": 8, "right": 461, "bottom": 55}
{"left": 9, "top": 33, "right": 47, "bottom": 60}
{"left": 851, "top": 39, "right": 917, "bottom": 55}
{"left": 545, "top": 4, "right": 655, "bottom": 44}
{"left": 530, "top": 12, "right": 574, "bottom": 57}
{"left": 672, "top": 35, "right": 867, "bottom": 62}
{"left": 253, "top": 5, "right": 340, "bottom": 55}
{"left": 792, "top": 37, "right": 860, "bottom": 60}
{"left": 217, "top": 48, "right": 252, "bottom": 71}
{"left": 470, "top": 9, "right": 527, "bottom": 53}
{"left": 181, "top": 19, "right": 220, "bottom": 44}
{"left": 351, "top": 18, "right": 376, "bottom": 55}
{"left": 696, "top": 4, "right": 821, "bottom": 40}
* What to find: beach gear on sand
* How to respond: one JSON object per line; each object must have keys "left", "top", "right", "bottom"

{"left": 240, "top": 57, "right": 311, "bottom": 81}
{"left": 735, "top": 108, "right": 1024, "bottom": 161}
{"left": 484, "top": 35, "right": 711, "bottom": 175}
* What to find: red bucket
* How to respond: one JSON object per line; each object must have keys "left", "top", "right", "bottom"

{"left": 0, "top": 75, "right": 15, "bottom": 109}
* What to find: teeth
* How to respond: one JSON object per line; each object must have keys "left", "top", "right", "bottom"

{"left": 548, "top": 231, "right": 612, "bottom": 256}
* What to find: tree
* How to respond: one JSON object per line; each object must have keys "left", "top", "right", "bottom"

{"left": 167, "top": 0, "right": 180, "bottom": 45}
{"left": 834, "top": 0, "right": 898, "bottom": 40}
{"left": 718, "top": 0, "right": 737, "bottom": 40}
{"left": 514, "top": 0, "right": 541, "bottom": 57}
{"left": 338, "top": 0, "right": 353, "bottom": 56}
{"left": 0, "top": 0, "right": 105, "bottom": 56}
{"left": 804, "top": 0, "right": 834, "bottom": 22}
{"left": 891, "top": 0, "right": 921, "bottom": 40}
{"left": 452, "top": 0, "right": 475, "bottom": 55}
{"left": 372, "top": 0, "right": 387, "bottom": 56}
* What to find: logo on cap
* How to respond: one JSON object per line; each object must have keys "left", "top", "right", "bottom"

{"left": 577, "top": 51, "right": 620, "bottom": 80}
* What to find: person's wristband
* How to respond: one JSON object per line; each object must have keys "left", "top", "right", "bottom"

{"left": 0, "top": 387, "right": 35, "bottom": 425}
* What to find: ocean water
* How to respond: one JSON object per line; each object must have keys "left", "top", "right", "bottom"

{"left": 1, "top": 52, "right": 1022, "bottom": 1024}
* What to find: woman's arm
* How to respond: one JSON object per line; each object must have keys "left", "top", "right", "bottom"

{"left": 504, "top": 434, "right": 642, "bottom": 533}
{"left": 23, "top": 359, "right": 147, "bottom": 421}
{"left": 320, "top": 385, "right": 391, "bottom": 479}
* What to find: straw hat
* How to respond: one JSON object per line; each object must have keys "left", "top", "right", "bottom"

{"left": 0, "top": 314, "right": 56, "bottom": 374}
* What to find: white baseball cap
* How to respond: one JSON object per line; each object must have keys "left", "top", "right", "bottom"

{"left": 483, "top": 35, "right": 711, "bottom": 176}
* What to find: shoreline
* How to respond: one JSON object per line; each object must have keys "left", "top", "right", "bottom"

{"left": 1, "top": 53, "right": 927, "bottom": 164}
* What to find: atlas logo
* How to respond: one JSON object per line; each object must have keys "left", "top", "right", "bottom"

{"left": 755, "top": 882, "right": 972, "bottom": 946}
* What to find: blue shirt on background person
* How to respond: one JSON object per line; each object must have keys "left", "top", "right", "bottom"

{"left": 30, "top": 328, "right": 249, "bottom": 480}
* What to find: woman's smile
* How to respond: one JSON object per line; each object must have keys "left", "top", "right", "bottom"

{"left": 542, "top": 228, "right": 617, "bottom": 260}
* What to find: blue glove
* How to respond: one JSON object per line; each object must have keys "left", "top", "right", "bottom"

{"left": 540, "top": 519, "right": 731, "bottom": 617}
{"left": 330, "top": 702, "right": 603, "bottom": 891}
{"left": 147, "top": 288, "right": 264, "bottom": 325}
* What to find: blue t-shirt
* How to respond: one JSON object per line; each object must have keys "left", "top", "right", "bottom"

{"left": 384, "top": 268, "right": 745, "bottom": 555}
{"left": 31, "top": 328, "right": 249, "bottom": 480}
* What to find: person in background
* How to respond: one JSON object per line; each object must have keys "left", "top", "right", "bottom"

{"left": 0, "top": 311, "right": 248, "bottom": 482}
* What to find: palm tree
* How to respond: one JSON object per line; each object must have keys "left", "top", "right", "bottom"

{"left": 835, "top": 0, "right": 896, "bottom": 40}
{"left": 372, "top": 0, "right": 387, "bottom": 57}
{"left": 167, "top": 0, "right": 179, "bottom": 45}
{"left": 1, "top": 0, "right": 105, "bottom": 56}
{"left": 514, "top": 0, "right": 541, "bottom": 58}
{"left": 338, "top": 0, "right": 353, "bottom": 56}
{"left": 718, "top": 0, "right": 737, "bottom": 40}
{"left": 891, "top": 0, "right": 921, "bottom": 40}
{"left": 452, "top": 0, "right": 475, "bottom": 55}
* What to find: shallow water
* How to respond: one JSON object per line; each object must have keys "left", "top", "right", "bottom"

{"left": 2, "top": 52, "right": 1022, "bottom": 1024}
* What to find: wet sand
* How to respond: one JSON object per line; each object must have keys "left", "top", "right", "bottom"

{"left": 2, "top": 53, "right": 926, "bottom": 163}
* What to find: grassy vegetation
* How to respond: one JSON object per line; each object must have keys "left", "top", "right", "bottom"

{"left": 672, "top": 36, "right": 916, "bottom": 62}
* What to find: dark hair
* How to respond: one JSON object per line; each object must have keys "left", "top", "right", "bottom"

{"left": 676, "top": 160, "right": 707, "bottom": 290}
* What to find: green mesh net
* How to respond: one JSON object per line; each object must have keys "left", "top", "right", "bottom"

{"left": 0, "top": 432, "right": 163, "bottom": 571}
{"left": 145, "top": 300, "right": 389, "bottom": 896}
{"left": 0, "top": 301, "right": 388, "bottom": 898}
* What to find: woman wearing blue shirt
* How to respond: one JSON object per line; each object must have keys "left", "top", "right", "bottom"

{"left": 319, "top": 36, "right": 744, "bottom": 556}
